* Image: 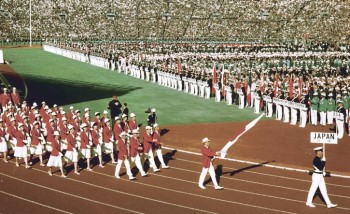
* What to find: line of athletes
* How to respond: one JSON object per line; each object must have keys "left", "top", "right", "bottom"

{"left": 0, "top": 101, "right": 169, "bottom": 179}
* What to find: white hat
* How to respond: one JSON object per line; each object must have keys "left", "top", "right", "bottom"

{"left": 119, "top": 131, "right": 127, "bottom": 137}
{"left": 61, "top": 111, "right": 66, "bottom": 114}
{"left": 95, "top": 112, "right": 100, "bottom": 116}
{"left": 68, "top": 124, "right": 74, "bottom": 130}
{"left": 91, "top": 122, "right": 97, "bottom": 127}
{"left": 103, "top": 110, "right": 108, "bottom": 115}
{"left": 41, "top": 101, "right": 46, "bottom": 104}
{"left": 151, "top": 108, "right": 156, "bottom": 113}
{"left": 72, "top": 115, "right": 78, "bottom": 119}
{"left": 44, "top": 106, "right": 49, "bottom": 110}
{"left": 49, "top": 119, "right": 54, "bottom": 123}
{"left": 18, "top": 123, "right": 24, "bottom": 128}
{"left": 80, "top": 123, "right": 88, "bottom": 129}
{"left": 51, "top": 112, "right": 57, "bottom": 116}
{"left": 54, "top": 131, "right": 60, "bottom": 136}
{"left": 202, "top": 137, "right": 210, "bottom": 143}
{"left": 313, "top": 91, "right": 318, "bottom": 96}
{"left": 314, "top": 146, "right": 323, "bottom": 151}
{"left": 33, "top": 121, "right": 39, "bottom": 126}
{"left": 59, "top": 107, "right": 63, "bottom": 111}
{"left": 84, "top": 108, "right": 90, "bottom": 112}
{"left": 53, "top": 104, "right": 58, "bottom": 107}
{"left": 32, "top": 102, "right": 38, "bottom": 107}
{"left": 104, "top": 118, "right": 110, "bottom": 123}
{"left": 121, "top": 114, "right": 127, "bottom": 118}
{"left": 132, "top": 129, "right": 139, "bottom": 134}
{"left": 84, "top": 113, "right": 90, "bottom": 118}
{"left": 145, "top": 126, "right": 152, "bottom": 130}
{"left": 13, "top": 87, "right": 16, "bottom": 90}
{"left": 69, "top": 106, "right": 74, "bottom": 110}
{"left": 153, "top": 123, "right": 159, "bottom": 128}
{"left": 48, "top": 109, "right": 52, "bottom": 113}
{"left": 328, "top": 93, "right": 333, "bottom": 96}
{"left": 35, "top": 114, "right": 41, "bottom": 118}
{"left": 75, "top": 109, "right": 80, "bottom": 113}
{"left": 115, "top": 116, "right": 121, "bottom": 121}
{"left": 61, "top": 117, "right": 67, "bottom": 121}
{"left": 10, "top": 118, "right": 16, "bottom": 122}
{"left": 321, "top": 92, "right": 326, "bottom": 96}
{"left": 3, "top": 88, "right": 7, "bottom": 91}
{"left": 130, "top": 113, "right": 136, "bottom": 117}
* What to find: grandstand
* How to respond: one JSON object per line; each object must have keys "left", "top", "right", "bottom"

{"left": 0, "top": 0, "right": 349, "bottom": 44}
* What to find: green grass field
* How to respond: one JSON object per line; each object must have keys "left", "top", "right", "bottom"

{"left": 3, "top": 48, "right": 266, "bottom": 126}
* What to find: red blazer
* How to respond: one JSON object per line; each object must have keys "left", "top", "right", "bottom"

{"left": 59, "top": 123, "right": 68, "bottom": 140}
{"left": 31, "top": 127, "right": 40, "bottom": 146}
{"left": 7, "top": 124, "right": 17, "bottom": 140}
{"left": 16, "top": 130, "right": 26, "bottom": 147}
{"left": 117, "top": 139, "right": 128, "bottom": 160}
{"left": 201, "top": 146, "right": 216, "bottom": 168}
{"left": 142, "top": 133, "right": 153, "bottom": 153}
{"left": 152, "top": 131, "right": 161, "bottom": 149}
{"left": 50, "top": 138, "right": 60, "bottom": 157}
{"left": 130, "top": 136, "right": 142, "bottom": 157}
{"left": 103, "top": 126, "right": 112, "bottom": 143}
{"left": 79, "top": 131, "right": 89, "bottom": 149}
{"left": 66, "top": 133, "right": 76, "bottom": 151}
{"left": 128, "top": 120, "right": 137, "bottom": 132}
{"left": 120, "top": 121, "right": 129, "bottom": 132}
{"left": 11, "top": 92, "right": 20, "bottom": 106}
{"left": 46, "top": 124, "right": 55, "bottom": 142}
{"left": 0, "top": 93, "right": 11, "bottom": 106}
{"left": 91, "top": 129, "right": 99, "bottom": 146}
{"left": 113, "top": 124, "right": 123, "bottom": 140}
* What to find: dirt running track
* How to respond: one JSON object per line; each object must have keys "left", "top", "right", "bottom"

{"left": 0, "top": 62, "right": 350, "bottom": 213}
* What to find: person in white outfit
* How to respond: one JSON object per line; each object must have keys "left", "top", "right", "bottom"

{"left": 152, "top": 124, "right": 169, "bottom": 169}
{"left": 198, "top": 137, "right": 223, "bottom": 190}
{"left": 306, "top": 147, "right": 337, "bottom": 208}
{"left": 115, "top": 132, "right": 135, "bottom": 180}
{"left": 129, "top": 129, "right": 148, "bottom": 177}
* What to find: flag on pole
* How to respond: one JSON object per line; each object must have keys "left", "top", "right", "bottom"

{"left": 212, "top": 62, "right": 217, "bottom": 94}
{"left": 298, "top": 77, "right": 303, "bottom": 99}
{"left": 273, "top": 75, "right": 279, "bottom": 97}
{"left": 177, "top": 58, "right": 182, "bottom": 74}
{"left": 288, "top": 76, "right": 293, "bottom": 99}
{"left": 246, "top": 71, "right": 252, "bottom": 106}
{"left": 220, "top": 114, "right": 264, "bottom": 158}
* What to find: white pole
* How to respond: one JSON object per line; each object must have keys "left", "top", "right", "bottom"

{"left": 29, "top": 0, "right": 32, "bottom": 47}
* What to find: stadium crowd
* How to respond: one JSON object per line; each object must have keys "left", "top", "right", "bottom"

{"left": 0, "top": 89, "right": 169, "bottom": 178}
{"left": 1, "top": 0, "right": 350, "bottom": 44}
{"left": 43, "top": 40, "right": 350, "bottom": 141}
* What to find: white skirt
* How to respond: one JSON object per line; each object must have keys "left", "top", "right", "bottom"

{"left": 45, "top": 142, "right": 52, "bottom": 152}
{"left": 103, "top": 142, "right": 114, "bottom": 154}
{"left": 29, "top": 144, "right": 44, "bottom": 155}
{"left": 92, "top": 144, "right": 102, "bottom": 156}
{"left": 60, "top": 140, "right": 67, "bottom": 150}
{"left": 0, "top": 141, "right": 7, "bottom": 152}
{"left": 47, "top": 155, "right": 63, "bottom": 167}
{"left": 80, "top": 148, "right": 91, "bottom": 159}
{"left": 14, "top": 146, "right": 28, "bottom": 158}
{"left": 64, "top": 150, "right": 78, "bottom": 163}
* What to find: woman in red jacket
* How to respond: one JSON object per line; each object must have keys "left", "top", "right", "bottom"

{"left": 14, "top": 123, "right": 30, "bottom": 168}
{"left": 47, "top": 131, "right": 66, "bottom": 177}
{"left": 198, "top": 137, "right": 223, "bottom": 190}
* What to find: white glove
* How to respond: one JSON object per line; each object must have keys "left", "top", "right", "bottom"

{"left": 59, "top": 152, "right": 63, "bottom": 157}
{"left": 321, "top": 157, "right": 326, "bottom": 162}
{"left": 73, "top": 148, "right": 77, "bottom": 152}
{"left": 323, "top": 171, "right": 326, "bottom": 177}
{"left": 87, "top": 145, "right": 91, "bottom": 149}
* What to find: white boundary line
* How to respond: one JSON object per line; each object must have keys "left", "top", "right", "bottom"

{"left": 0, "top": 172, "right": 144, "bottom": 214}
{"left": 162, "top": 146, "right": 350, "bottom": 179}
{"left": 166, "top": 155, "right": 350, "bottom": 189}
{"left": 0, "top": 190, "right": 73, "bottom": 214}
{"left": 88, "top": 170, "right": 298, "bottom": 214}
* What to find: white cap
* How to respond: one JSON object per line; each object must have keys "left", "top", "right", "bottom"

{"left": 84, "top": 108, "right": 90, "bottom": 112}
{"left": 95, "top": 112, "right": 100, "bottom": 116}
{"left": 33, "top": 121, "right": 39, "bottom": 126}
{"left": 61, "top": 117, "right": 67, "bottom": 121}
{"left": 61, "top": 111, "right": 66, "bottom": 114}
{"left": 18, "top": 123, "right": 24, "bottom": 128}
{"left": 80, "top": 123, "right": 88, "bottom": 129}
{"left": 54, "top": 131, "right": 60, "bottom": 136}
{"left": 130, "top": 113, "right": 136, "bottom": 118}
{"left": 151, "top": 108, "right": 156, "bottom": 113}
{"left": 12, "top": 87, "right": 16, "bottom": 90}
{"left": 115, "top": 116, "right": 121, "bottom": 121}
{"left": 75, "top": 110, "right": 80, "bottom": 113}
{"left": 314, "top": 146, "right": 323, "bottom": 151}
{"left": 10, "top": 118, "right": 16, "bottom": 122}
{"left": 119, "top": 131, "right": 127, "bottom": 137}
{"left": 48, "top": 109, "right": 52, "bottom": 113}
{"left": 103, "top": 110, "right": 108, "bottom": 115}
{"left": 68, "top": 124, "right": 74, "bottom": 130}
{"left": 145, "top": 126, "right": 152, "bottom": 130}
{"left": 44, "top": 106, "right": 49, "bottom": 110}
{"left": 69, "top": 106, "right": 74, "bottom": 110}
{"left": 41, "top": 101, "right": 46, "bottom": 104}
{"left": 49, "top": 119, "right": 54, "bottom": 123}
{"left": 72, "top": 115, "right": 78, "bottom": 119}
{"left": 121, "top": 114, "right": 127, "bottom": 118}
{"left": 35, "top": 114, "right": 41, "bottom": 118}
{"left": 104, "top": 118, "right": 110, "bottom": 123}
{"left": 153, "top": 123, "right": 159, "bottom": 128}
{"left": 202, "top": 137, "right": 210, "bottom": 143}
{"left": 51, "top": 112, "right": 57, "bottom": 116}
{"left": 32, "top": 102, "right": 38, "bottom": 107}
{"left": 321, "top": 92, "right": 326, "bottom": 96}
{"left": 132, "top": 129, "right": 139, "bottom": 134}
{"left": 59, "top": 107, "right": 63, "bottom": 111}
{"left": 53, "top": 104, "right": 58, "bottom": 107}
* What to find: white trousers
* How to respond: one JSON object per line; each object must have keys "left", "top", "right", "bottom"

{"left": 226, "top": 92, "right": 232, "bottom": 105}
{"left": 254, "top": 99, "right": 260, "bottom": 113}
{"left": 131, "top": 154, "right": 146, "bottom": 176}
{"left": 267, "top": 102, "right": 273, "bottom": 117}
{"left": 276, "top": 105, "right": 283, "bottom": 120}
{"left": 299, "top": 110, "right": 307, "bottom": 127}
{"left": 320, "top": 112, "right": 326, "bottom": 126}
{"left": 198, "top": 162, "right": 219, "bottom": 187}
{"left": 306, "top": 173, "right": 332, "bottom": 205}
{"left": 327, "top": 111, "right": 334, "bottom": 124}
{"left": 115, "top": 159, "right": 133, "bottom": 178}
{"left": 143, "top": 150, "right": 158, "bottom": 171}
{"left": 205, "top": 87, "right": 210, "bottom": 99}
{"left": 283, "top": 106, "right": 290, "bottom": 122}
{"left": 155, "top": 149, "right": 167, "bottom": 167}
{"left": 311, "top": 109, "right": 318, "bottom": 125}
{"left": 290, "top": 108, "right": 298, "bottom": 125}
{"left": 215, "top": 90, "right": 221, "bottom": 102}
{"left": 336, "top": 119, "right": 344, "bottom": 139}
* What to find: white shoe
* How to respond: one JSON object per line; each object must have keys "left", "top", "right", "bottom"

{"left": 115, "top": 176, "right": 120, "bottom": 179}
{"left": 306, "top": 203, "right": 316, "bottom": 208}
{"left": 198, "top": 185, "right": 206, "bottom": 189}
{"left": 141, "top": 173, "right": 148, "bottom": 177}
{"left": 327, "top": 204, "right": 337, "bottom": 208}
{"left": 129, "top": 177, "right": 136, "bottom": 180}
{"left": 215, "top": 186, "right": 223, "bottom": 190}
{"left": 162, "top": 165, "right": 170, "bottom": 169}
{"left": 154, "top": 168, "right": 160, "bottom": 172}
